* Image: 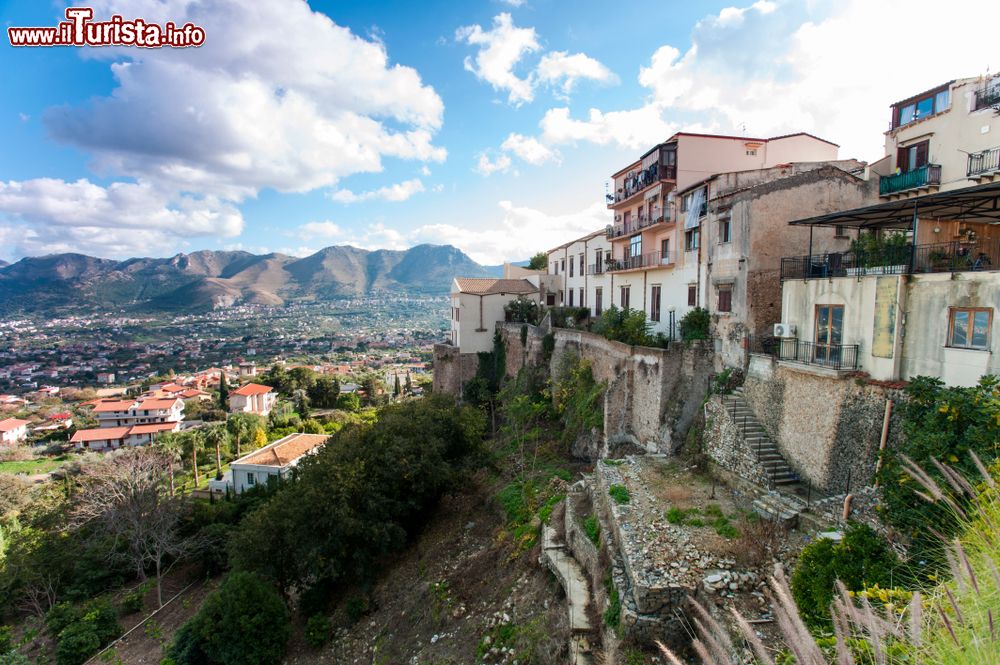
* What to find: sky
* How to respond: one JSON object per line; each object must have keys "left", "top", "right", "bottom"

{"left": 0, "top": 0, "right": 998, "bottom": 265}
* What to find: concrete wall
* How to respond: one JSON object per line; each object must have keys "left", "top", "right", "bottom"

{"left": 431, "top": 343, "right": 479, "bottom": 397}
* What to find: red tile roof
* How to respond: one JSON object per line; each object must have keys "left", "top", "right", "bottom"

{"left": 128, "top": 423, "right": 179, "bottom": 435}
{"left": 231, "top": 383, "right": 274, "bottom": 397}
{"left": 71, "top": 427, "right": 129, "bottom": 443}
{"left": 236, "top": 433, "right": 328, "bottom": 467}
{"left": 136, "top": 398, "right": 182, "bottom": 410}
{"left": 454, "top": 278, "right": 538, "bottom": 296}
{"left": 0, "top": 418, "right": 29, "bottom": 432}
{"left": 92, "top": 399, "right": 137, "bottom": 413}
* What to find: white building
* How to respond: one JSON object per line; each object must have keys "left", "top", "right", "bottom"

{"left": 209, "top": 432, "right": 329, "bottom": 495}
{"left": 91, "top": 397, "right": 185, "bottom": 428}
{"left": 547, "top": 230, "right": 612, "bottom": 315}
{"left": 70, "top": 421, "right": 180, "bottom": 451}
{"left": 228, "top": 383, "right": 277, "bottom": 416}
{"left": 450, "top": 276, "right": 546, "bottom": 354}
{"left": 0, "top": 418, "right": 29, "bottom": 445}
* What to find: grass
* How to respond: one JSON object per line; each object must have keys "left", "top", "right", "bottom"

{"left": 603, "top": 575, "right": 621, "bottom": 630}
{"left": 665, "top": 504, "right": 740, "bottom": 538}
{"left": 0, "top": 455, "right": 70, "bottom": 475}
{"left": 608, "top": 484, "right": 630, "bottom": 505}
{"left": 582, "top": 515, "right": 600, "bottom": 546}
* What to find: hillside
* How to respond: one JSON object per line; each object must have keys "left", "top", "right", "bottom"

{"left": 0, "top": 244, "right": 500, "bottom": 314}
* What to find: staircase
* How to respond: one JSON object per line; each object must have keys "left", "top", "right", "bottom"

{"left": 723, "top": 387, "right": 799, "bottom": 487}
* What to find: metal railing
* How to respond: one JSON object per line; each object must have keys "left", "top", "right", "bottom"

{"left": 968, "top": 146, "right": 1000, "bottom": 177}
{"left": 762, "top": 338, "right": 860, "bottom": 371}
{"left": 607, "top": 212, "right": 672, "bottom": 239}
{"left": 974, "top": 85, "right": 1000, "bottom": 112}
{"left": 587, "top": 263, "right": 605, "bottom": 276}
{"left": 879, "top": 164, "right": 941, "bottom": 196}
{"left": 780, "top": 238, "right": 998, "bottom": 280}
{"left": 606, "top": 251, "right": 673, "bottom": 272}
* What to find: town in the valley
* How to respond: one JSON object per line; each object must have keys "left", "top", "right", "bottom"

{"left": 0, "top": 3, "right": 998, "bottom": 664}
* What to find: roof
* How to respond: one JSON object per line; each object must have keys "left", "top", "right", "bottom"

{"left": 890, "top": 80, "right": 956, "bottom": 107}
{"left": 48, "top": 412, "right": 72, "bottom": 420}
{"left": 789, "top": 181, "right": 1000, "bottom": 230}
{"left": 136, "top": 398, "right": 182, "bottom": 410}
{"left": 231, "top": 383, "right": 274, "bottom": 397}
{"left": 235, "top": 433, "right": 329, "bottom": 468}
{"left": 179, "top": 389, "right": 208, "bottom": 398}
{"left": 92, "top": 399, "right": 137, "bottom": 413}
{"left": 71, "top": 427, "right": 130, "bottom": 442}
{"left": 668, "top": 130, "right": 839, "bottom": 148}
{"left": 0, "top": 418, "right": 29, "bottom": 431}
{"left": 547, "top": 228, "right": 609, "bottom": 253}
{"left": 453, "top": 277, "right": 538, "bottom": 296}
{"left": 159, "top": 383, "right": 186, "bottom": 393}
{"left": 127, "top": 422, "right": 179, "bottom": 435}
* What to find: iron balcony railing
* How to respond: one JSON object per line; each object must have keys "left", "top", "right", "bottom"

{"left": 606, "top": 251, "right": 673, "bottom": 273}
{"left": 587, "top": 262, "right": 605, "bottom": 276}
{"left": 752, "top": 337, "right": 859, "bottom": 371}
{"left": 968, "top": 147, "right": 1000, "bottom": 177}
{"left": 780, "top": 238, "right": 998, "bottom": 280}
{"left": 973, "top": 85, "right": 1000, "bottom": 111}
{"left": 608, "top": 164, "right": 677, "bottom": 205}
{"left": 607, "top": 212, "right": 672, "bottom": 239}
{"left": 879, "top": 164, "right": 942, "bottom": 196}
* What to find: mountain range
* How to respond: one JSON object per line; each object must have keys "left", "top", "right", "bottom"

{"left": 0, "top": 244, "right": 501, "bottom": 314}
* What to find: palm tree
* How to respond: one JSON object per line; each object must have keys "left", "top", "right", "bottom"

{"left": 156, "top": 431, "right": 184, "bottom": 496}
{"left": 186, "top": 429, "right": 205, "bottom": 490}
{"left": 205, "top": 425, "right": 230, "bottom": 480}
{"left": 227, "top": 414, "right": 250, "bottom": 460}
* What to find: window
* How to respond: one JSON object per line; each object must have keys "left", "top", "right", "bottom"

{"left": 579, "top": 288, "right": 585, "bottom": 308}
{"left": 949, "top": 307, "right": 992, "bottom": 350}
{"left": 717, "top": 285, "right": 732, "bottom": 313}
{"left": 453, "top": 307, "right": 459, "bottom": 321}
{"left": 660, "top": 238, "right": 670, "bottom": 263}
{"left": 629, "top": 234, "right": 642, "bottom": 259}
{"left": 650, "top": 285, "right": 662, "bottom": 322}
{"left": 595, "top": 288, "right": 603, "bottom": 316}
{"left": 568, "top": 289, "right": 574, "bottom": 306}
{"left": 561, "top": 259, "right": 565, "bottom": 273}
{"left": 620, "top": 286, "right": 631, "bottom": 310}
{"left": 685, "top": 229, "right": 700, "bottom": 251}
{"left": 746, "top": 149, "right": 757, "bottom": 156}
{"left": 546, "top": 293, "right": 556, "bottom": 306}
{"left": 897, "top": 140, "right": 929, "bottom": 173}
{"left": 894, "top": 86, "right": 950, "bottom": 128}
{"left": 569, "top": 258, "right": 574, "bottom": 277}
{"left": 835, "top": 225, "right": 848, "bottom": 238}
{"left": 719, "top": 218, "right": 731, "bottom": 243}
{"left": 687, "top": 285, "right": 697, "bottom": 307}
{"left": 246, "top": 472, "right": 256, "bottom": 486}
{"left": 554, "top": 262, "right": 559, "bottom": 275}
{"left": 579, "top": 253, "right": 585, "bottom": 276}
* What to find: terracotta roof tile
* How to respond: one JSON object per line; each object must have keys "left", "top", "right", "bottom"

{"left": 454, "top": 278, "right": 538, "bottom": 296}
{"left": 0, "top": 418, "right": 29, "bottom": 431}
{"left": 236, "top": 433, "right": 328, "bottom": 468}
{"left": 231, "top": 383, "right": 274, "bottom": 397}
{"left": 71, "top": 427, "right": 129, "bottom": 442}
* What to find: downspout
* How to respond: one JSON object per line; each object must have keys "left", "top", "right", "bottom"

{"left": 807, "top": 224, "right": 814, "bottom": 282}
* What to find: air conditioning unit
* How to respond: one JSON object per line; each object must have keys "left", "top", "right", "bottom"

{"left": 773, "top": 323, "right": 797, "bottom": 338}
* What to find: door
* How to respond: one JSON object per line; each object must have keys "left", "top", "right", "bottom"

{"left": 814, "top": 305, "right": 844, "bottom": 365}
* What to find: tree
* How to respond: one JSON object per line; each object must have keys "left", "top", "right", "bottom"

{"left": 307, "top": 377, "right": 340, "bottom": 409}
{"left": 404, "top": 374, "right": 413, "bottom": 394}
{"left": 393, "top": 374, "right": 401, "bottom": 398}
{"left": 156, "top": 432, "right": 184, "bottom": 496}
{"left": 71, "top": 448, "right": 186, "bottom": 608}
{"left": 218, "top": 373, "right": 229, "bottom": 410}
{"left": 204, "top": 425, "right": 230, "bottom": 480}
{"left": 527, "top": 252, "right": 548, "bottom": 270}
{"left": 227, "top": 413, "right": 263, "bottom": 460}
{"left": 679, "top": 307, "right": 710, "bottom": 341}
{"left": 293, "top": 389, "right": 310, "bottom": 419}
{"left": 185, "top": 430, "right": 205, "bottom": 489}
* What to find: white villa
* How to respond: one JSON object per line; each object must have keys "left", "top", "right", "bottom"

{"left": 0, "top": 418, "right": 29, "bottom": 445}
{"left": 228, "top": 383, "right": 277, "bottom": 416}
{"left": 208, "top": 432, "right": 329, "bottom": 495}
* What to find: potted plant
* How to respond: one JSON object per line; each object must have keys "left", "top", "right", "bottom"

{"left": 849, "top": 231, "right": 910, "bottom": 274}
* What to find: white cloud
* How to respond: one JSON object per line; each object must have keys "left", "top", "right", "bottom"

{"left": 499, "top": 0, "right": 528, "bottom": 6}
{"left": 536, "top": 51, "right": 618, "bottom": 97}
{"left": 297, "top": 221, "right": 343, "bottom": 238}
{"left": 475, "top": 152, "right": 513, "bottom": 176}
{"left": 530, "top": 0, "right": 1000, "bottom": 160}
{"left": 500, "top": 133, "right": 559, "bottom": 165}
{"left": 456, "top": 13, "right": 540, "bottom": 105}
{"left": 329, "top": 178, "right": 426, "bottom": 203}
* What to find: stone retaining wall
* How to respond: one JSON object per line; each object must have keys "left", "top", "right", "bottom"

{"left": 703, "top": 395, "right": 771, "bottom": 487}
{"left": 431, "top": 343, "right": 479, "bottom": 397}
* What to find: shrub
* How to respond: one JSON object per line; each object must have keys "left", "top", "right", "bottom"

{"left": 0, "top": 628, "right": 10, "bottom": 653}
{"left": 603, "top": 576, "right": 621, "bottom": 629}
{"left": 505, "top": 297, "right": 543, "bottom": 325}
{"left": 549, "top": 307, "right": 589, "bottom": 329}
{"left": 593, "top": 306, "right": 654, "bottom": 346}
{"left": 679, "top": 307, "right": 710, "bottom": 341}
{"left": 550, "top": 356, "right": 604, "bottom": 447}
{"left": 46, "top": 602, "right": 82, "bottom": 636}
{"left": 121, "top": 582, "right": 150, "bottom": 615}
{"left": 304, "top": 614, "right": 330, "bottom": 649}
{"left": 170, "top": 572, "right": 289, "bottom": 665}
{"left": 55, "top": 622, "right": 100, "bottom": 665}
{"left": 582, "top": 515, "right": 601, "bottom": 547}
{"left": 608, "top": 485, "right": 630, "bottom": 505}
{"left": 790, "top": 524, "right": 899, "bottom": 628}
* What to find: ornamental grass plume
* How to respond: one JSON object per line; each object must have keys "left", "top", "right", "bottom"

{"left": 658, "top": 453, "right": 1000, "bottom": 665}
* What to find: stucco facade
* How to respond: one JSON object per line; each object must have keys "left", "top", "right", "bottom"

{"left": 547, "top": 230, "right": 612, "bottom": 313}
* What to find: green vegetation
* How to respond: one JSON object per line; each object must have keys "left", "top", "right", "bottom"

{"left": 168, "top": 571, "right": 290, "bottom": 665}
{"left": 592, "top": 306, "right": 668, "bottom": 347}
{"left": 608, "top": 484, "right": 630, "bottom": 505}
{"left": 49, "top": 598, "right": 120, "bottom": 665}
{"left": 505, "top": 297, "right": 543, "bottom": 325}
{"left": 548, "top": 307, "right": 590, "bottom": 329}
{"left": 850, "top": 230, "right": 910, "bottom": 269}
{"left": 678, "top": 307, "right": 710, "bottom": 341}
{"left": 665, "top": 504, "right": 740, "bottom": 537}
{"left": 463, "top": 331, "right": 506, "bottom": 433}
{"left": 0, "top": 456, "right": 70, "bottom": 475}
{"left": 790, "top": 524, "right": 900, "bottom": 629}
{"left": 582, "top": 515, "right": 600, "bottom": 547}
{"left": 550, "top": 356, "right": 604, "bottom": 447}
{"left": 526, "top": 252, "right": 548, "bottom": 271}
{"left": 304, "top": 614, "right": 331, "bottom": 649}
{"left": 878, "top": 375, "right": 1000, "bottom": 566}
{"left": 602, "top": 575, "right": 621, "bottom": 630}
{"left": 475, "top": 618, "right": 548, "bottom": 663}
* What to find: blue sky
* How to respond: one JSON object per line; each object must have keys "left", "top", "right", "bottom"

{"left": 0, "top": 0, "right": 997, "bottom": 264}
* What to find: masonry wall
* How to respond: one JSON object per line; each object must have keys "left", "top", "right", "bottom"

{"left": 703, "top": 395, "right": 770, "bottom": 487}
{"left": 501, "top": 324, "right": 713, "bottom": 455}
{"left": 431, "top": 343, "right": 479, "bottom": 398}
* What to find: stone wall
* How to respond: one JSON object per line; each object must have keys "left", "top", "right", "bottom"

{"left": 703, "top": 395, "right": 770, "bottom": 487}
{"left": 501, "top": 324, "right": 714, "bottom": 456}
{"left": 431, "top": 343, "right": 479, "bottom": 398}
{"left": 499, "top": 321, "right": 548, "bottom": 377}
{"left": 740, "top": 354, "right": 905, "bottom": 492}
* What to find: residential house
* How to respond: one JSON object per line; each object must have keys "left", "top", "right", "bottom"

{"left": 0, "top": 418, "right": 29, "bottom": 445}
{"left": 91, "top": 397, "right": 184, "bottom": 428}
{"left": 208, "top": 432, "right": 329, "bottom": 495}
{"left": 449, "top": 271, "right": 558, "bottom": 354}
{"left": 228, "top": 383, "right": 277, "bottom": 416}
{"left": 96, "top": 372, "right": 116, "bottom": 384}
{"left": 70, "top": 421, "right": 181, "bottom": 451}
{"left": 546, "top": 230, "right": 612, "bottom": 315}
{"left": 875, "top": 74, "right": 1000, "bottom": 201}
{"left": 604, "top": 132, "right": 841, "bottom": 337}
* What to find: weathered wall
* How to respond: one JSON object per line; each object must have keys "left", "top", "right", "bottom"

{"left": 703, "top": 395, "right": 771, "bottom": 487}
{"left": 498, "top": 321, "right": 548, "bottom": 377}
{"left": 431, "top": 343, "right": 479, "bottom": 398}
{"left": 740, "top": 354, "right": 904, "bottom": 492}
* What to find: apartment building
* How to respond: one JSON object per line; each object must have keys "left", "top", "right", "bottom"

{"left": 450, "top": 276, "right": 542, "bottom": 354}
{"left": 228, "top": 383, "right": 277, "bottom": 416}
{"left": 876, "top": 74, "right": 1000, "bottom": 200}
{"left": 604, "top": 132, "right": 840, "bottom": 336}
{"left": 546, "top": 230, "right": 612, "bottom": 314}
{"left": 91, "top": 397, "right": 185, "bottom": 428}
{"left": 70, "top": 421, "right": 181, "bottom": 451}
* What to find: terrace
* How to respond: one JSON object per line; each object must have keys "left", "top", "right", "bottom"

{"left": 879, "top": 163, "right": 941, "bottom": 196}
{"left": 606, "top": 251, "right": 673, "bottom": 273}
{"left": 607, "top": 211, "right": 673, "bottom": 239}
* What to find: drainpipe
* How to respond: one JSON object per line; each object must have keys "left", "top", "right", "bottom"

{"left": 807, "top": 224, "right": 814, "bottom": 282}
{"left": 873, "top": 399, "right": 894, "bottom": 486}
{"left": 909, "top": 202, "right": 919, "bottom": 271}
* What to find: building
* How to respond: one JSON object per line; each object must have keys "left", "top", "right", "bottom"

{"left": 875, "top": 74, "right": 1000, "bottom": 200}
{"left": 70, "top": 421, "right": 181, "bottom": 451}
{"left": 0, "top": 418, "right": 29, "bottom": 445}
{"left": 546, "top": 230, "right": 612, "bottom": 314}
{"left": 678, "top": 160, "right": 874, "bottom": 367}
{"left": 238, "top": 361, "right": 257, "bottom": 378}
{"left": 450, "top": 274, "right": 549, "bottom": 354}
{"left": 228, "top": 383, "right": 277, "bottom": 416}
{"left": 603, "top": 131, "right": 841, "bottom": 336}
{"left": 776, "top": 181, "right": 1000, "bottom": 387}
{"left": 91, "top": 397, "right": 185, "bottom": 428}
{"left": 208, "top": 432, "right": 329, "bottom": 494}
{"left": 96, "top": 372, "right": 116, "bottom": 384}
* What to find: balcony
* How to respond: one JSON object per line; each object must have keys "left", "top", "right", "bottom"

{"left": 973, "top": 85, "right": 1000, "bottom": 112}
{"left": 780, "top": 238, "right": 998, "bottom": 280}
{"left": 607, "top": 164, "right": 676, "bottom": 206}
{"left": 587, "top": 263, "right": 605, "bottom": 276}
{"left": 879, "top": 164, "right": 942, "bottom": 196}
{"left": 607, "top": 212, "right": 672, "bottom": 239}
{"left": 753, "top": 337, "right": 859, "bottom": 371}
{"left": 968, "top": 147, "right": 1000, "bottom": 178}
{"left": 606, "top": 251, "right": 673, "bottom": 273}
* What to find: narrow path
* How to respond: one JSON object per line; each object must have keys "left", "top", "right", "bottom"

{"left": 541, "top": 523, "right": 595, "bottom": 665}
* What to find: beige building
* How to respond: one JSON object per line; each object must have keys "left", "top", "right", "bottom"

{"left": 0, "top": 418, "right": 29, "bottom": 445}
{"left": 875, "top": 74, "right": 1000, "bottom": 201}
{"left": 450, "top": 276, "right": 542, "bottom": 354}
{"left": 604, "top": 132, "right": 840, "bottom": 337}
{"left": 209, "top": 432, "right": 329, "bottom": 495}
{"left": 547, "top": 230, "right": 612, "bottom": 314}
{"left": 228, "top": 383, "right": 278, "bottom": 416}
{"left": 777, "top": 182, "right": 1000, "bottom": 387}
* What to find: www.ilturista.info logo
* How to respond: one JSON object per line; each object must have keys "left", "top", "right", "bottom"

{"left": 8, "top": 7, "right": 206, "bottom": 48}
